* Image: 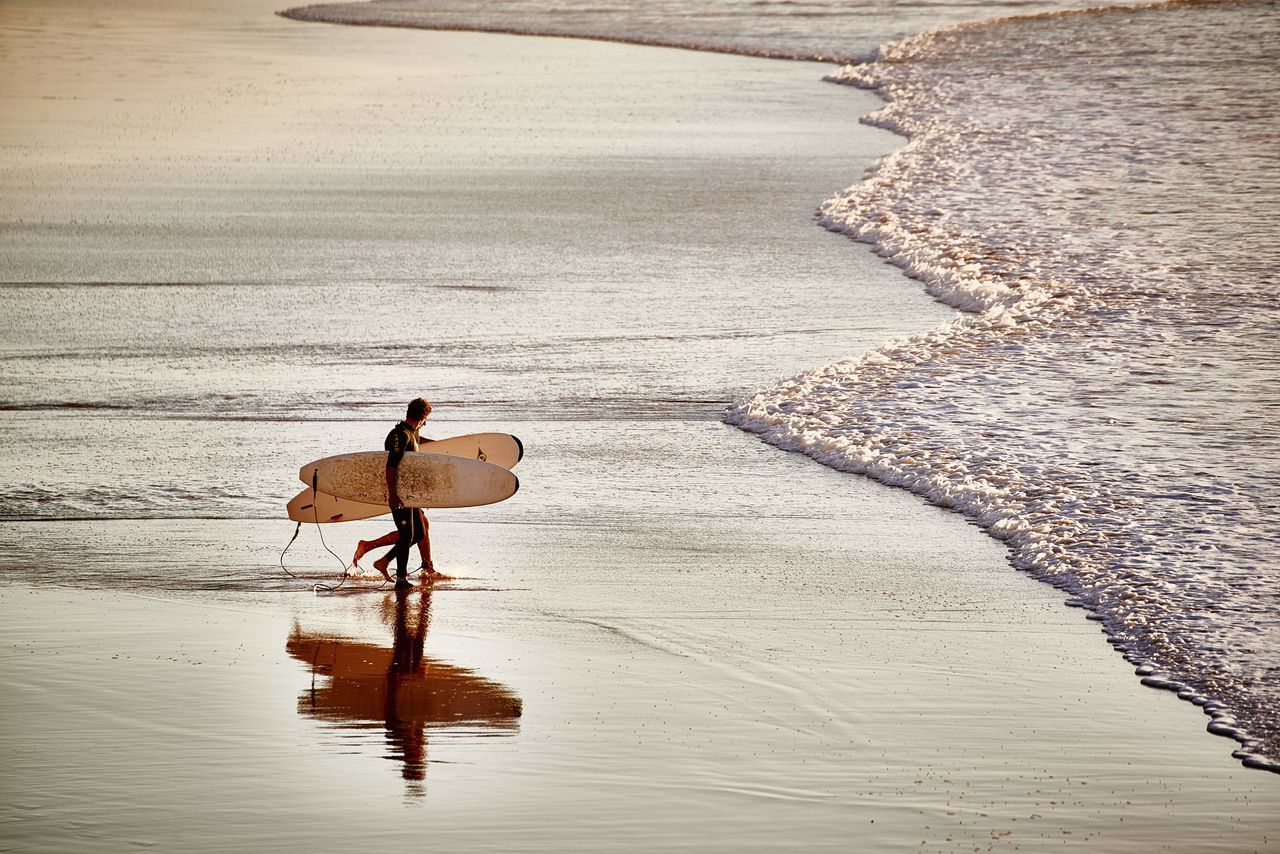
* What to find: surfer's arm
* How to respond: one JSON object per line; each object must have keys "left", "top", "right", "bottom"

{"left": 386, "top": 464, "right": 402, "bottom": 510}
{"left": 386, "top": 429, "right": 407, "bottom": 509}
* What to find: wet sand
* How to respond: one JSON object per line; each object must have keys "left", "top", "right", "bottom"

{"left": 5, "top": 534, "right": 1279, "bottom": 852}
{"left": 1, "top": 0, "right": 1278, "bottom": 850}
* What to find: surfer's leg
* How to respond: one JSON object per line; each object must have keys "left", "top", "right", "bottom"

{"left": 371, "top": 548, "right": 395, "bottom": 582}
{"left": 354, "top": 531, "right": 398, "bottom": 568}
{"left": 414, "top": 511, "right": 435, "bottom": 573}
{"left": 391, "top": 507, "right": 414, "bottom": 584}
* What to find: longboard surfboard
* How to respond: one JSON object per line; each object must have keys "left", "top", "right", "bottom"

{"left": 298, "top": 451, "right": 518, "bottom": 510}
{"left": 296, "top": 433, "right": 523, "bottom": 484}
{"left": 287, "top": 488, "right": 398, "bottom": 524}
{"left": 288, "top": 433, "right": 524, "bottom": 523}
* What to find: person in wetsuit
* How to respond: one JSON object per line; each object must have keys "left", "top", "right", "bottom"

{"left": 355, "top": 402, "right": 440, "bottom": 581}
{"left": 362, "top": 397, "right": 435, "bottom": 589}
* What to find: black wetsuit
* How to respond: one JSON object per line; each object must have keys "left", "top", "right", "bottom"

{"left": 385, "top": 420, "right": 426, "bottom": 581}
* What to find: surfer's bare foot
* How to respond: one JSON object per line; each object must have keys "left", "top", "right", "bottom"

{"left": 372, "top": 556, "right": 393, "bottom": 583}
{"left": 394, "top": 578, "right": 413, "bottom": 591}
{"left": 352, "top": 540, "right": 373, "bottom": 568}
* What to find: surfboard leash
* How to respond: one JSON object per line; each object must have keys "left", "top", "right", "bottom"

{"left": 307, "top": 471, "right": 355, "bottom": 593}
{"left": 277, "top": 472, "right": 368, "bottom": 592}
{"left": 279, "top": 522, "right": 302, "bottom": 579}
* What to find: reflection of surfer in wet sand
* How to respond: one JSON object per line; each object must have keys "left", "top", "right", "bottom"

{"left": 386, "top": 585, "right": 429, "bottom": 783}
{"left": 286, "top": 588, "right": 522, "bottom": 795}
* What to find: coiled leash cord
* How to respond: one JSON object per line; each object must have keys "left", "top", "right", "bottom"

{"left": 278, "top": 472, "right": 388, "bottom": 593}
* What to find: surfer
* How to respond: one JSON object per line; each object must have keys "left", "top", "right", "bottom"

{"left": 352, "top": 397, "right": 437, "bottom": 588}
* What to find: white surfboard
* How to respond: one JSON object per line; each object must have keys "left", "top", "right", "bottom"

{"left": 287, "top": 488, "right": 394, "bottom": 524}
{"left": 298, "top": 451, "right": 518, "bottom": 510}
{"left": 287, "top": 433, "right": 524, "bottom": 523}
{"left": 414, "top": 432, "right": 523, "bottom": 471}
{"left": 296, "top": 433, "right": 523, "bottom": 485}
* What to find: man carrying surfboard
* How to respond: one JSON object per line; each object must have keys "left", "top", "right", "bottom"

{"left": 353, "top": 397, "right": 436, "bottom": 588}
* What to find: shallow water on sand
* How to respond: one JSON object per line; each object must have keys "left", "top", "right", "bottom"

{"left": 0, "top": 0, "right": 934, "bottom": 523}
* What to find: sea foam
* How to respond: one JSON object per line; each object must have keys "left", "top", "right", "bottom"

{"left": 729, "top": 0, "right": 1280, "bottom": 772}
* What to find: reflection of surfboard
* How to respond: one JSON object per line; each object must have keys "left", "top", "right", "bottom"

{"left": 286, "top": 630, "right": 523, "bottom": 725}
{"left": 286, "top": 592, "right": 521, "bottom": 794}
{"left": 299, "top": 451, "right": 518, "bottom": 509}
{"left": 287, "top": 433, "right": 524, "bottom": 523}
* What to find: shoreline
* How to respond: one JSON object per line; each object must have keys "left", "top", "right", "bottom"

{"left": 275, "top": 0, "right": 1149, "bottom": 66}
{"left": 277, "top": 4, "right": 855, "bottom": 64}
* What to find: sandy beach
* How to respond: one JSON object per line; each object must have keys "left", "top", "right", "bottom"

{"left": 1, "top": 0, "right": 1277, "bottom": 851}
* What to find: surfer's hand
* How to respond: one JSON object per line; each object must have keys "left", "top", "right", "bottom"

{"left": 389, "top": 492, "right": 404, "bottom": 510}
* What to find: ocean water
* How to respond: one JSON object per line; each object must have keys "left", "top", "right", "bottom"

{"left": 731, "top": 0, "right": 1280, "bottom": 771}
